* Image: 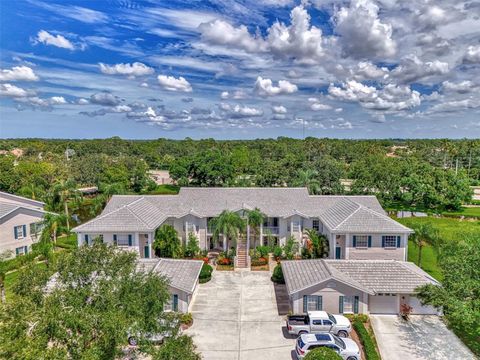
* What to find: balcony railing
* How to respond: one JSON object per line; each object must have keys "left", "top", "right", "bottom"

{"left": 263, "top": 226, "right": 279, "bottom": 235}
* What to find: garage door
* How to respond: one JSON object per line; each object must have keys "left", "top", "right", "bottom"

{"left": 409, "top": 296, "right": 438, "bottom": 315}
{"left": 369, "top": 293, "right": 399, "bottom": 314}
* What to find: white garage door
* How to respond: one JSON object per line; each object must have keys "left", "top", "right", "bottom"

{"left": 409, "top": 296, "right": 438, "bottom": 315}
{"left": 369, "top": 293, "right": 399, "bottom": 314}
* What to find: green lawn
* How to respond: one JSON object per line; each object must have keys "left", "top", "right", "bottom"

{"left": 396, "top": 216, "right": 480, "bottom": 281}
{"left": 442, "top": 206, "right": 480, "bottom": 218}
{"left": 142, "top": 184, "right": 179, "bottom": 195}
{"left": 56, "top": 234, "right": 78, "bottom": 250}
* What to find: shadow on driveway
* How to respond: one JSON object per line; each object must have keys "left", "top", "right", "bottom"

{"left": 274, "top": 283, "right": 290, "bottom": 315}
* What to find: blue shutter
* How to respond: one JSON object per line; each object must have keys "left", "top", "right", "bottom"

{"left": 128, "top": 234, "right": 133, "bottom": 246}
{"left": 113, "top": 234, "right": 117, "bottom": 245}
{"left": 24, "top": 246, "right": 28, "bottom": 254}
{"left": 84, "top": 234, "right": 89, "bottom": 245}
{"left": 15, "top": 247, "right": 19, "bottom": 256}
{"left": 339, "top": 296, "right": 344, "bottom": 313}
{"left": 14, "top": 226, "right": 18, "bottom": 239}
{"left": 382, "top": 236, "right": 385, "bottom": 248}
{"left": 173, "top": 294, "right": 178, "bottom": 312}
{"left": 354, "top": 296, "right": 359, "bottom": 314}
{"left": 368, "top": 236, "right": 372, "bottom": 248}
{"left": 397, "top": 236, "right": 401, "bottom": 248}
{"left": 317, "top": 296, "right": 323, "bottom": 310}
{"left": 352, "top": 236, "right": 357, "bottom": 247}
{"left": 303, "top": 296, "right": 308, "bottom": 313}
{"left": 23, "top": 225, "right": 27, "bottom": 237}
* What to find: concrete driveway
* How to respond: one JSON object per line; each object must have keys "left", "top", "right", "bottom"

{"left": 371, "top": 315, "right": 476, "bottom": 360}
{"left": 185, "top": 270, "right": 296, "bottom": 360}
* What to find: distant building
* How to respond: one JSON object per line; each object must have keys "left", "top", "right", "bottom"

{"left": 148, "top": 170, "right": 174, "bottom": 185}
{"left": 471, "top": 186, "right": 480, "bottom": 201}
{"left": 0, "top": 192, "right": 46, "bottom": 258}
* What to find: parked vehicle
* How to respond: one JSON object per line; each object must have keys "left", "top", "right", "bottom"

{"left": 127, "top": 317, "right": 180, "bottom": 346}
{"left": 295, "top": 333, "right": 360, "bottom": 360}
{"left": 287, "top": 311, "right": 352, "bottom": 337}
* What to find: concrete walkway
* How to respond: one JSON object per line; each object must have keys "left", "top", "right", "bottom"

{"left": 185, "top": 270, "right": 296, "bottom": 360}
{"left": 371, "top": 315, "right": 476, "bottom": 360}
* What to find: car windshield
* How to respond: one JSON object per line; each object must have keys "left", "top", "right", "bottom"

{"left": 297, "top": 338, "right": 306, "bottom": 350}
{"left": 328, "top": 314, "right": 337, "bottom": 324}
{"left": 333, "top": 335, "right": 345, "bottom": 349}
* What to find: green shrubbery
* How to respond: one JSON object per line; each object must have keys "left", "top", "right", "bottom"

{"left": 199, "top": 263, "right": 213, "bottom": 283}
{"left": 271, "top": 263, "right": 285, "bottom": 284}
{"left": 353, "top": 319, "right": 380, "bottom": 360}
{"left": 303, "top": 347, "right": 342, "bottom": 360}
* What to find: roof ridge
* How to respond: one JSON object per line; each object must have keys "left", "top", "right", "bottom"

{"left": 331, "top": 198, "right": 361, "bottom": 230}
{"left": 125, "top": 197, "right": 156, "bottom": 229}
{"left": 356, "top": 204, "right": 412, "bottom": 231}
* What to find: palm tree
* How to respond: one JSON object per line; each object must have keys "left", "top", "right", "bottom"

{"left": 50, "top": 179, "right": 78, "bottom": 231}
{"left": 409, "top": 223, "right": 438, "bottom": 267}
{"left": 41, "top": 213, "right": 68, "bottom": 245}
{"left": 18, "top": 184, "right": 45, "bottom": 201}
{"left": 211, "top": 210, "right": 245, "bottom": 252}
{"left": 294, "top": 169, "right": 320, "bottom": 194}
{"left": 246, "top": 208, "right": 266, "bottom": 248}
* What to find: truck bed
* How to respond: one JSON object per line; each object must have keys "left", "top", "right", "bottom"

{"left": 287, "top": 315, "right": 309, "bottom": 325}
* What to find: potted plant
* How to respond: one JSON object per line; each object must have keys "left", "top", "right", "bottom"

{"left": 400, "top": 303, "right": 413, "bottom": 321}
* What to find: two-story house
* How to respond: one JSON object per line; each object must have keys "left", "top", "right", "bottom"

{"left": 0, "top": 191, "right": 46, "bottom": 257}
{"left": 73, "top": 187, "right": 412, "bottom": 262}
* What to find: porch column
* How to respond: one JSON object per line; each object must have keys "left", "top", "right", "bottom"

{"left": 148, "top": 233, "right": 153, "bottom": 259}
{"left": 223, "top": 234, "right": 227, "bottom": 252}
{"left": 260, "top": 223, "right": 263, "bottom": 246}
{"left": 77, "top": 233, "right": 82, "bottom": 247}
{"left": 246, "top": 222, "right": 250, "bottom": 252}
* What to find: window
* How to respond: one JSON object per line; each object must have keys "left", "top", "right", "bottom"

{"left": 303, "top": 295, "right": 322, "bottom": 312}
{"left": 312, "top": 219, "right": 320, "bottom": 232}
{"left": 322, "top": 320, "right": 333, "bottom": 326}
{"left": 15, "top": 246, "right": 28, "bottom": 256}
{"left": 312, "top": 320, "right": 322, "bottom": 325}
{"left": 164, "top": 294, "right": 179, "bottom": 312}
{"left": 353, "top": 235, "right": 368, "bottom": 248}
{"left": 114, "top": 234, "right": 133, "bottom": 246}
{"left": 14, "top": 225, "right": 26, "bottom": 239}
{"left": 342, "top": 296, "right": 353, "bottom": 313}
{"left": 30, "top": 222, "right": 43, "bottom": 237}
{"left": 382, "top": 235, "right": 398, "bottom": 248}
{"left": 339, "top": 295, "right": 359, "bottom": 314}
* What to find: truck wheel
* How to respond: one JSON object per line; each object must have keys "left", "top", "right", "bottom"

{"left": 298, "top": 331, "right": 308, "bottom": 335}
{"left": 347, "top": 357, "right": 357, "bottom": 360}
{"left": 337, "top": 330, "right": 348, "bottom": 338}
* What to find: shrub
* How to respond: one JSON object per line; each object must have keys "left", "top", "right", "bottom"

{"left": 184, "top": 232, "right": 200, "bottom": 258}
{"left": 304, "top": 347, "right": 342, "bottom": 360}
{"left": 273, "top": 246, "right": 283, "bottom": 259}
{"left": 199, "top": 263, "right": 213, "bottom": 283}
{"left": 180, "top": 312, "right": 193, "bottom": 326}
{"left": 271, "top": 263, "right": 285, "bottom": 284}
{"left": 353, "top": 319, "right": 380, "bottom": 360}
{"left": 256, "top": 245, "right": 270, "bottom": 258}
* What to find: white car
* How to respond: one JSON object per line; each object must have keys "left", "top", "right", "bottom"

{"left": 295, "top": 333, "right": 361, "bottom": 360}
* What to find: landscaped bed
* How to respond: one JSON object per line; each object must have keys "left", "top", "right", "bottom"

{"left": 346, "top": 315, "right": 381, "bottom": 360}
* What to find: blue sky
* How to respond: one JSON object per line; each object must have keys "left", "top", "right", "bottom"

{"left": 0, "top": 0, "right": 480, "bottom": 139}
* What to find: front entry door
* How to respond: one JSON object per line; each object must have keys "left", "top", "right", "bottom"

{"left": 144, "top": 245, "right": 150, "bottom": 258}
{"left": 335, "top": 246, "right": 342, "bottom": 259}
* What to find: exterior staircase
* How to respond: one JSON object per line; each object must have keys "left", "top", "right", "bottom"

{"left": 235, "top": 236, "right": 249, "bottom": 268}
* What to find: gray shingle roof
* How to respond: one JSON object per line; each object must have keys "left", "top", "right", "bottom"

{"left": 72, "top": 187, "right": 410, "bottom": 234}
{"left": 137, "top": 258, "right": 203, "bottom": 294}
{"left": 0, "top": 201, "right": 46, "bottom": 220}
{"left": 282, "top": 259, "right": 439, "bottom": 296}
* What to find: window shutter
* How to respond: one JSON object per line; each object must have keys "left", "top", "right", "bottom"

{"left": 23, "top": 225, "right": 27, "bottom": 237}
{"left": 368, "top": 236, "right": 372, "bottom": 248}
{"left": 173, "top": 294, "right": 178, "bottom": 312}
{"left": 128, "top": 234, "right": 133, "bottom": 246}
{"left": 303, "top": 296, "right": 308, "bottom": 313}
{"left": 113, "top": 234, "right": 117, "bottom": 245}
{"left": 15, "top": 247, "right": 19, "bottom": 256}
{"left": 14, "top": 226, "right": 18, "bottom": 239}
{"left": 84, "top": 234, "right": 89, "bottom": 245}
{"left": 352, "top": 236, "right": 357, "bottom": 247}
{"left": 354, "top": 296, "right": 359, "bottom": 314}
{"left": 317, "top": 296, "right": 323, "bottom": 311}
{"left": 397, "top": 236, "right": 401, "bottom": 248}
{"left": 24, "top": 246, "right": 28, "bottom": 254}
{"left": 339, "top": 296, "right": 344, "bottom": 313}
{"left": 382, "top": 236, "right": 385, "bottom": 248}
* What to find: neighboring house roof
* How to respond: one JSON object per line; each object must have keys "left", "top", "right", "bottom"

{"left": 137, "top": 258, "right": 203, "bottom": 294}
{"left": 282, "top": 259, "right": 439, "bottom": 296}
{"left": 0, "top": 200, "right": 47, "bottom": 221}
{"left": 0, "top": 191, "right": 45, "bottom": 208}
{"left": 72, "top": 187, "right": 410, "bottom": 234}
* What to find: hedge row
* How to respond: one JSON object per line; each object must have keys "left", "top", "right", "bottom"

{"left": 199, "top": 263, "right": 213, "bottom": 283}
{"left": 353, "top": 319, "right": 380, "bottom": 360}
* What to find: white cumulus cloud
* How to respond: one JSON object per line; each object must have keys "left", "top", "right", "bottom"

{"left": 463, "top": 45, "right": 480, "bottom": 64}
{"left": 254, "top": 76, "right": 297, "bottom": 96}
{"left": 272, "top": 105, "right": 287, "bottom": 114}
{"left": 0, "top": 66, "right": 39, "bottom": 82}
{"left": 99, "top": 62, "right": 154, "bottom": 77}
{"left": 50, "top": 96, "right": 67, "bottom": 104}
{"left": 0, "top": 83, "right": 30, "bottom": 97}
{"left": 157, "top": 75, "right": 192, "bottom": 92}
{"left": 34, "top": 30, "right": 75, "bottom": 50}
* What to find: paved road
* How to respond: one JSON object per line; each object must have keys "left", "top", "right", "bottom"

{"left": 185, "top": 270, "right": 297, "bottom": 360}
{"left": 371, "top": 315, "right": 476, "bottom": 360}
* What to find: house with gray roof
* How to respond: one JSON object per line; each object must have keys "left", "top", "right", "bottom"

{"left": 282, "top": 259, "right": 440, "bottom": 315}
{"left": 72, "top": 187, "right": 412, "bottom": 267}
{"left": 137, "top": 258, "right": 203, "bottom": 313}
{"left": 0, "top": 191, "right": 46, "bottom": 258}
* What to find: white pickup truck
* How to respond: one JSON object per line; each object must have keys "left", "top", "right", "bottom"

{"left": 286, "top": 311, "right": 352, "bottom": 338}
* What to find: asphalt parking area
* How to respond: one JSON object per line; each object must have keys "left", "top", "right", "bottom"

{"left": 370, "top": 315, "right": 476, "bottom": 360}
{"left": 185, "top": 270, "right": 297, "bottom": 360}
